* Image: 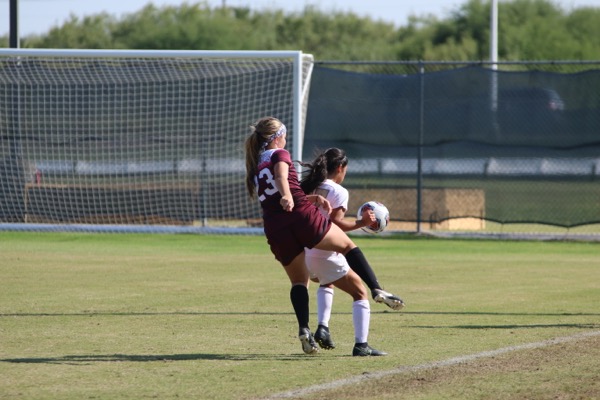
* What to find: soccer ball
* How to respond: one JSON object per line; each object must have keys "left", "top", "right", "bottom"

{"left": 357, "top": 201, "right": 390, "bottom": 234}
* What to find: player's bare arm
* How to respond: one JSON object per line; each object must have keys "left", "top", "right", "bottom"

{"left": 331, "top": 206, "right": 377, "bottom": 232}
{"left": 273, "top": 161, "right": 294, "bottom": 211}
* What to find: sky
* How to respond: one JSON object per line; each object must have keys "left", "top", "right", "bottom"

{"left": 2, "top": 0, "right": 600, "bottom": 36}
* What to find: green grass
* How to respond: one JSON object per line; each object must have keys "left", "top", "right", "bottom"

{"left": 1, "top": 232, "right": 599, "bottom": 399}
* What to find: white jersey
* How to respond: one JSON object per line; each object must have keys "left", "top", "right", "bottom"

{"left": 305, "top": 179, "right": 348, "bottom": 259}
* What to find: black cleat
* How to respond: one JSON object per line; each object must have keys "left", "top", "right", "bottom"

{"left": 314, "top": 325, "right": 336, "bottom": 350}
{"left": 352, "top": 344, "right": 388, "bottom": 357}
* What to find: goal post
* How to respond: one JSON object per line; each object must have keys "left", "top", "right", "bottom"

{"left": 0, "top": 49, "right": 314, "bottom": 233}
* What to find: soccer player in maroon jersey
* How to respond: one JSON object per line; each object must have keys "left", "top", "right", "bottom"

{"left": 244, "top": 116, "right": 403, "bottom": 355}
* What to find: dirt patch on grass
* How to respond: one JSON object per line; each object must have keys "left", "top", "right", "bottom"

{"left": 299, "top": 333, "right": 600, "bottom": 400}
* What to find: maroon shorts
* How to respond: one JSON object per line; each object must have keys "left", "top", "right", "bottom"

{"left": 265, "top": 206, "right": 332, "bottom": 266}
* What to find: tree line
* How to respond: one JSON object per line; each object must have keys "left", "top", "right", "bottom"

{"left": 2, "top": 0, "right": 600, "bottom": 60}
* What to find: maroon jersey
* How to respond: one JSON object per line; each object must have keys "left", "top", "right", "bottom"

{"left": 256, "top": 148, "right": 314, "bottom": 233}
{"left": 255, "top": 148, "right": 331, "bottom": 265}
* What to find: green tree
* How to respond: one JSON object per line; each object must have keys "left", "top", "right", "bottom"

{"left": 564, "top": 7, "right": 600, "bottom": 59}
{"left": 274, "top": 7, "right": 398, "bottom": 60}
{"left": 12, "top": 0, "right": 600, "bottom": 61}
{"left": 27, "top": 14, "right": 115, "bottom": 49}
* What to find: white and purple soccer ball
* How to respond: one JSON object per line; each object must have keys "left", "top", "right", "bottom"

{"left": 357, "top": 201, "right": 390, "bottom": 234}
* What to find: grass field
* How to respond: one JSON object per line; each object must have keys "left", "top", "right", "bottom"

{"left": 1, "top": 232, "right": 599, "bottom": 399}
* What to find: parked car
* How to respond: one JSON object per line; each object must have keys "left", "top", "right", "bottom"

{"left": 497, "top": 87, "right": 565, "bottom": 113}
{"left": 495, "top": 87, "right": 565, "bottom": 138}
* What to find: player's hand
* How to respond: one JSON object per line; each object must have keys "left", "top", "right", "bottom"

{"left": 316, "top": 195, "right": 332, "bottom": 214}
{"left": 280, "top": 195, "right": 294, "bottom": 212}
{"left": 361, "top": 208, "right": 377, "bottom": 228}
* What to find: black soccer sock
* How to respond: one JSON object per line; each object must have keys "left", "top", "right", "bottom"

{"left": 344, "top": 247, "right": 382, "bottom": 292}
{"left": 290, "top": 284, "right": 310, "bottom": 333}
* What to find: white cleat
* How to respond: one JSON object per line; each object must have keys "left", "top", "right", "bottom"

{"left": 299, "top": 328, "right": 319, "bottom": 354}
{"left": 373, "top": 289, "right": 405, "bottom": 310}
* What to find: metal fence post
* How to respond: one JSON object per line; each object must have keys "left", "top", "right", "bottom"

{"left": 417, "top": 61, "right": 425, "bottom": 234}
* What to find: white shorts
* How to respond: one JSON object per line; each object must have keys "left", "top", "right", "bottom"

{"left": 305, "top": 252, "right": 350, "bottom": 285}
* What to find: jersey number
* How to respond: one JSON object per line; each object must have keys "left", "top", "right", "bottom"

{"left": 258, "top": 167, "right": 278, "bottom": 202}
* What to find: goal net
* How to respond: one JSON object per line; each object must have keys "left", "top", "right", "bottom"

{"left": 0, "top": 49, "right": 314, "bottom": 233}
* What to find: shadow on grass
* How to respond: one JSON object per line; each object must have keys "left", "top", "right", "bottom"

{"left": 1, "top": 311, "right": 599, "bottom": 317}
{"left": 408, "top": 323, "right": 600, "bottom": 329}
{"left": 0, "top": 312, "right": 295, "bottom": 317}
{"left": 0, "top": 352, "right": 316, "bottom": 365}
{"left": 402, "top": 311, "right": 600, "bottom": 317}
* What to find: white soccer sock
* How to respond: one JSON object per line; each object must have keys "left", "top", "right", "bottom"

{"left": 317, "top": 286, "right": 334, "bottom": 327}
{"left": 353, "top": 299, "right": 371, "bottom": 344}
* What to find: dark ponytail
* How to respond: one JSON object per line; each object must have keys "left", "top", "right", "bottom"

{"left": 300, "top": 147, "right": 348, "bottom": 194}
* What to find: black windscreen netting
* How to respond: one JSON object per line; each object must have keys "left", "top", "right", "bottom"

{"left": 304, "top": 63, "right": 600, "bottom": 229}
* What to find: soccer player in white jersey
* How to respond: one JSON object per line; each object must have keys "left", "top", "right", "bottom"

{"left": 300, "top": 147, "right": 405, "bottom": 355}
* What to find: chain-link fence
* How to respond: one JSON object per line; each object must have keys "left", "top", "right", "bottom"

{"left": 304, "top": 61, "right": 600, "bottom": 240}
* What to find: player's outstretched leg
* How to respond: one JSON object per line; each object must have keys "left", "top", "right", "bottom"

{"left": 344, "top": 248, "right": 405, "bottom": 310}
{"left": 344, "top": 247, "right": 381, "bottom": 291}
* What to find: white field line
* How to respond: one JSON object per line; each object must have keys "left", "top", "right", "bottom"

{"left": 265, "top": 330, "right": 600, "bottom": 399}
